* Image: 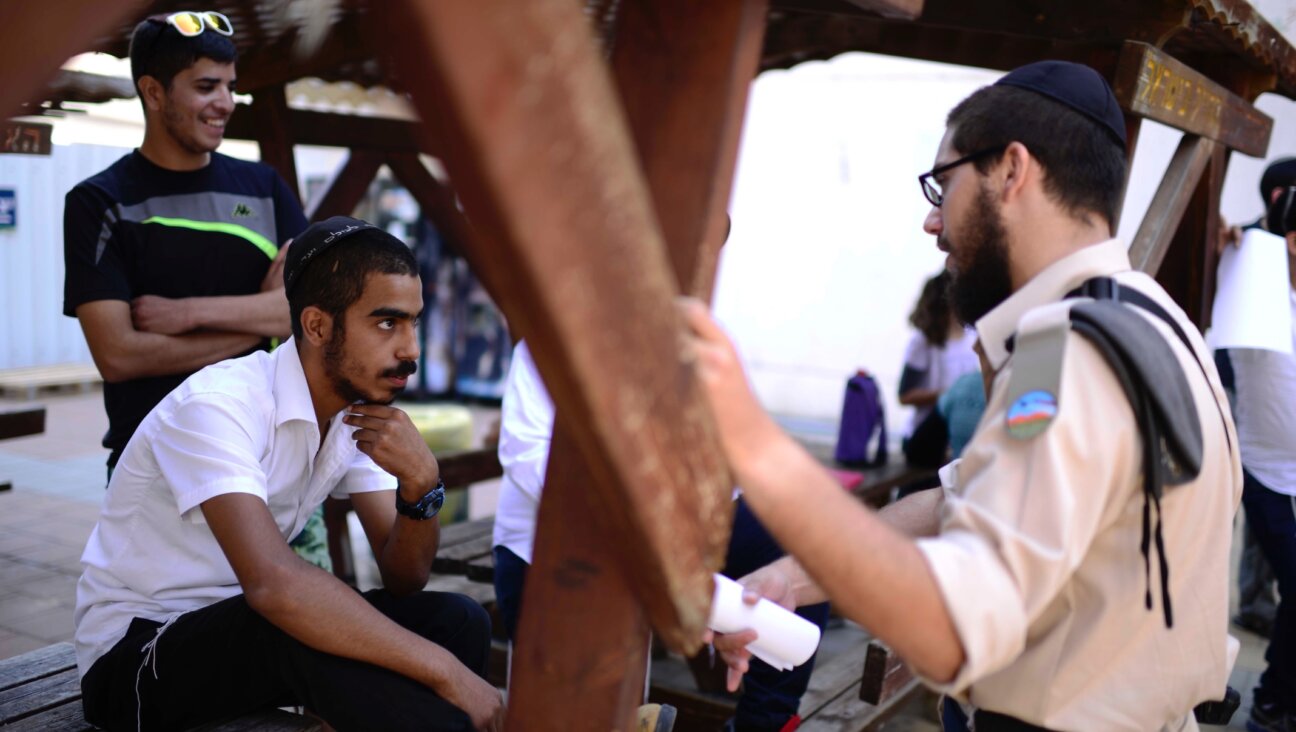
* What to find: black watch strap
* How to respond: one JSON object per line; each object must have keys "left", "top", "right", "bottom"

{"left": 395, "top": 477, "right": 446, "bottom": 520}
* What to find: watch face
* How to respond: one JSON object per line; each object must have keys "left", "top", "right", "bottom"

{"left": 398, "top": 482, "right": 446, "bottom": 520}
{"left": 426, "top": 487, "right": 445, "bottom": 516}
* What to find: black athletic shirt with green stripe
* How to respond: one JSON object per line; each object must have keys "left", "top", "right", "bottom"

{"left": 63, "top": 150, "right": 308, "bottom": 467}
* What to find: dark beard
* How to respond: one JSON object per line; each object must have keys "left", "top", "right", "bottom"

{"left": 949, "top": 184, "right": 1013, "bottom": 325}
{"left": 323, "top": 326, "right": 379, "bottom": 405}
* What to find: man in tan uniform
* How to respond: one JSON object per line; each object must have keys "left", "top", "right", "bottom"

{"left": 683, "top": 61, "right": 1241, "bottom": 731}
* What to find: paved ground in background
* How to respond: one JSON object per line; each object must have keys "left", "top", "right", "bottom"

{"left": 0, "top": 390, "right": 1271, "bottom": 730}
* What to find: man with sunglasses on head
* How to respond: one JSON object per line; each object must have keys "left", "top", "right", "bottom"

{"left": 686, "top": 61, "right": 1241, "bottom": 730}
{"left": 63, "top": 14, "right": 336, "bottom": 567}
{"left": 63, "top": 14, "right": 303, "bottom": 474}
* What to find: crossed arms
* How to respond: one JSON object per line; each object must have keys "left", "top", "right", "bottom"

{"left": 76, "top": 246, "right": 292, "bottom": 382}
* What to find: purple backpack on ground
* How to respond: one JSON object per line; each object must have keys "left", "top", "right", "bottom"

{"left": 834, "top": 371, "right": 888, "bottom": 466}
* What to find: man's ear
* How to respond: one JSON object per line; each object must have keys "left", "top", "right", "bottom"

{"left": 999, "top": 141, "right": 1031, "bottom": 202}
{"left": 137, "top": 76, "right": 165, "bottom": 113}
{"left": 300, "top": 306, "right": 334, "bottom": 347}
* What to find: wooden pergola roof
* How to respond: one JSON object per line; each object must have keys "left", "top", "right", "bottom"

{"left": 41, "top": 0, "right": 1296, "bottom": 101}
{"left": 6, "top": 1, "right": 1296, "bottom": 729}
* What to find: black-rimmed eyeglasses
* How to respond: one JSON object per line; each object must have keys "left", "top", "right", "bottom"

{"left": 917, "top": 145, "right": 1006, "bottom": 207}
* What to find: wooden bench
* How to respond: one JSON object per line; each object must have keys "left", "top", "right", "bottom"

{"left": 0, "top": 364, "right": 101, "bottom": 400}
{"left": 0, "top": 642, "right": 321, "bottom": 731}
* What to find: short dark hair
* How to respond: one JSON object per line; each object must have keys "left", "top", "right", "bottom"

{"left": 129, "top": 19, "right": 237, "bottom": 95}
{"left": 288, "top": 230, "right": 419, "bottom": 341}
{"left": 947, "top": 85, "right": 1127, "bottom": 230}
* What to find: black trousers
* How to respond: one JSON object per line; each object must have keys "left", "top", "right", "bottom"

{"left": 81, "top": 589, "right": 491, "bottom": 732}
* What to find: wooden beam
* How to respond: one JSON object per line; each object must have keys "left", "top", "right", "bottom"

{"left": 1112, "top": 42, "right": 1273, "bottom": 157}
{"left": 305, "top": 150, "right": 383, "bottom": 222}
{"left": 1154, "top": 141, "right": 1228, "bottom": 328}
{"left": 760, "top": 13, "right": 1122, "bottom": 79}
{"left": 226, "top": 106, "right": 429, "bottom": 155}
{"left": 1129, "top": 135, "right": 1215, "bottom": 275}
{"left": 505, "top": 4, "right": 779, "bottom": 727}
{"left": 382, "top": 152, "right": 491, "bottom": 282}
{"left": 509, "top": 423, "right": 652, "bottom": 732}
{"left": 375, "top": 0, "right": 730, "bottom": 655}
{"left": 250, "top": 85, "right": 301, "bottom": 205}
{"left": 234, "top": 20, "right": 371, "bottom": 94}
{"left": 611, "top": 0, "right": 770, "bottom": 300}
{"left": 0, "top": 0, "right": 146, "bottom": 118}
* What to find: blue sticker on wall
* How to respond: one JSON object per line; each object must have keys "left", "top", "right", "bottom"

{"left": 1006, "top": 389, "right": 1057, "bottom": 439}
{"left": 0, "top": 189, "right": 14, "bottom": 230}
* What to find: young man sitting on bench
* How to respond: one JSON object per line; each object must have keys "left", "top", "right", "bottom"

{"left": 74, "top": 217, "right": 503, "bottom": 732}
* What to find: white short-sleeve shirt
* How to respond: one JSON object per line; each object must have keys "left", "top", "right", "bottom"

{"left": 1228, "top": 289, "right": 1296, "bottom": 496}
{"left": 901, "top": 328, "right": 979, "bottom": 437}
{"left": 73, "top": 339, "right": 396, "bottom": 677}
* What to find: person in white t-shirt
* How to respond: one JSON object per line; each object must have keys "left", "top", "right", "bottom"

{"left": 1216, "top": 175, "right": 1296, "bottom": 732}
{"left": 74, "top": 217, "right": 503, "bottom": 732}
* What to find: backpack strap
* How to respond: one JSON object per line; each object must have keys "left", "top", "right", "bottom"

{"left": 1061, "top": 276, "right": 1233, "bottom": 629}
{"left": 1066, "top": 276, "right": 1232, "bottom": 455}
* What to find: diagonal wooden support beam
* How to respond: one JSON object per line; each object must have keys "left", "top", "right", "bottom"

{"left": 611, "top": 0, "right": 770, "bottom": 300}
{"left": 502, "top": 3, "right": 774, "bottom": 728}
{"left": 305, "top": 150, "right": 383, "bottom": 222}
{"left": 375, "top": 0, "right": 731, "bottom": 661}
{"left": 0, "top": 0, "right": 147, "bottom": 117}
{"left": 1154, "top": 141, "right": 1229, "bottom": 328}
{"left": 1129, "top": 134, "right": 1215, "bottom": 275}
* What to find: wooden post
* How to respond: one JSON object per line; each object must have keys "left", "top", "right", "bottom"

{"left": 305, "top": 150, "right": 384, "bottom": 222}
{"left": 374, "top": 0, "right": 732, "bottom": 651}
{"left": 250, "top": 84, "right": 301, "bottom": 205}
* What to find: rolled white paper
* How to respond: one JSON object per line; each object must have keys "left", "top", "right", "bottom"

{"left": 708, "top": 573, "right": 822, "bottom": 671}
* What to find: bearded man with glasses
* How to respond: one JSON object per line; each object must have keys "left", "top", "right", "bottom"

{"left": 688, "top": 61, "right": 1242, "bottom": 731}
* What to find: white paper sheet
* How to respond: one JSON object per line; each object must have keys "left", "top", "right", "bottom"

{"left": 708, "top": 574, "right": 821, "bottom": 671}
{"left": 1209, "top": 228, "right": 1293, "bottom": 354}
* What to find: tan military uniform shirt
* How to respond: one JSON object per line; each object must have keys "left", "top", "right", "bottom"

{"left": 915, "top": 239, "right": 1242, "bottom": 731}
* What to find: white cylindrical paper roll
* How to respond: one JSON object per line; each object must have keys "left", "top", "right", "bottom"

{"left": 708, "top": 573, "right": 821, "bottom": 671}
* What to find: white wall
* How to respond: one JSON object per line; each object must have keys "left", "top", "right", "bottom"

{"left": 0, "top": 144, "right": 129, "bottom": 369}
